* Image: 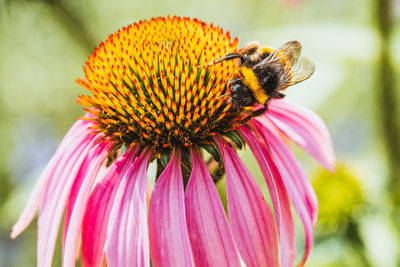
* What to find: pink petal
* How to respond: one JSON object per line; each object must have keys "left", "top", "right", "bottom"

{"left": 239, "top": 126, "right": 296, "bottom": 267}
{"left": 148, "top": 149, "right": 194, "bottom": 267}
{"left": 106, "top": 149, "right": 152, "bottom": 267}
{"left": 37, "top": 133, "right": 100, "bottom": 267}
{"left": 10, "top": 119, "right": 92, "bottom": 239}
{"left": 62, "top": 141, "right": 111, "bottom": 267}
{"left": 267, "top": 99, "right": 335, "bottom": 171}
{"left": 252, "top": 119, "right": 316, "bottom": 266}
{"left": 185, "top": 147, "right": 240, "bottom": 267}
{"left": 81, "top": 146, "right": 139, "bottom": 267}
{"left": 216, "top": 138, "right": 280, "bottom": 267}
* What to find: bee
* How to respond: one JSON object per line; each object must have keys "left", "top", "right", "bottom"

{"left": 211, "top": 41, "right": 314, "bottom": 113}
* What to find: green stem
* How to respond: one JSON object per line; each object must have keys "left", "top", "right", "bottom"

{"left": 47, "top": 0, "right": 96, "bottom": 51}
{"left": 376, "top": 0, "right": 400, "bottom": 193}
{"left": 375, "top": 0, "right": 400, "bottom": 264}
{"left": 346, "top": 221, "right": 372, "bottom": 267}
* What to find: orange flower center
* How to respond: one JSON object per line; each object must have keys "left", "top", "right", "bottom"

{"left": 76, "top": 16, "right": 251, "bottom": 152}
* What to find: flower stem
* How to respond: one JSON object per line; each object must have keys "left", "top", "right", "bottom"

{"left": 346, "top": 220, "right": 372, "bottom": 267}
{"left": 375, "top": 0, "right": 400, "bottom": 264}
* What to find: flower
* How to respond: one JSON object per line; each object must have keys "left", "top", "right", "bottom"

{"left": 312, "top": 164, "right": 365, "bottom": 235}
{"left": 11, "top": 16, "right": 335, "bottom": 267}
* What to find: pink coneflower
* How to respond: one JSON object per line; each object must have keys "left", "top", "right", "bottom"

{"left": 11, "top": 16, "right": 334, "bottom": 267}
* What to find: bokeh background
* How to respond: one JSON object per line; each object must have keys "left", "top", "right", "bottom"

{"left": 1, "top": 0, "right": 400, "bottom": 266}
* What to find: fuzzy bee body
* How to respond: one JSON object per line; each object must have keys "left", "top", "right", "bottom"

{"left": 212, "top": 41, "right": 314, "bottom": 109}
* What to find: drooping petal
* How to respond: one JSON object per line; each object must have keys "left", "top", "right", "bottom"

{"left": 267, "top": 99, "right": 335, "bottom": 171}
{"left": 239, "top": 126, "right": 296, "bottom": 267}
{"left": 62, "top": 141, "right": 111, "bottom": 267}
{"left": 10, "top": 119, "right": 92, "bottom": 239}
{"left": 251, "top": 119, "right": 316, "bottom": 267}
{"left": 37, "top": 133, "right": 100, "bottom": 267}
{"left": 216, "top": 138, "right": 279, "bottom": 267}
{"left": 81, "top": 146, "right": 139, "bottom": 267}
{"left": 148, "top": 149, "right": 193, "bottom": 267}
{"left": 106, "top": 149, "right": 151, "bottom": 267}
{"left": 185, "top": 147, "right": 240, "bottom": 267}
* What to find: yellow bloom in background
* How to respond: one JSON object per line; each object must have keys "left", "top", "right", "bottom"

{"left": 312, "top": 164, "right": 365, "bottom": 234}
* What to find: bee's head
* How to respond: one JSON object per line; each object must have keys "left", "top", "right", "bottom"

{"left": 228, "top": 77, "right": 244, "bottom": 95}
{"left": 227, "top": 78, "right": 256, "bottom": 107}
{"left": 231, "top": 84, "right": 243, "bottom": 96}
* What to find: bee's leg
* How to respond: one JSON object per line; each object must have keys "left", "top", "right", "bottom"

{"left": 271, "top": 92, "right": 285, "bottom": 99}
{"left": 209, "top": 53, "right": 242, "bottom": 65}
{"left": 217, "top": 92, "right": 231, "bottom": 100}
{"left": 229, "top": 77, "right": 242, "bottom": 83}
{"left": 251, "top": 104, "right": 268, "bottom": 117}
{"left": 240, "top": 103, "right": 268, "bottom": 124}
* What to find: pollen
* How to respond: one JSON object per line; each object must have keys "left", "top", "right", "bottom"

{"left": 76, "top": 16, "right": 249, "bottom": 152}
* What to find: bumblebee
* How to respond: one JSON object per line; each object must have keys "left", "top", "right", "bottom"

{"left": 212, "top": 41, "right": 314, "bottom": 111}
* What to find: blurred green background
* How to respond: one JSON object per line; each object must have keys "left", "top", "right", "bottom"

{"left": 1, "top": 0, "right": 400, "bottom": 266}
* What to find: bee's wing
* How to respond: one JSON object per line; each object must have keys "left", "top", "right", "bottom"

{"left": 255, "top": 41, "right": 314, "bottom": 88}
{"left": 256, "top": 41, "right": 302, "bottom": 68}
{"left": 286, "top": 57, "right": 315, "bottom": 86}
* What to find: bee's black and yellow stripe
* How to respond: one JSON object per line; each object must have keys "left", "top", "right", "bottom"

{"left": 239, "top": 66, "right": 269, "bottom": 105}
{"left": 240, "top": 47, "right": 275, "bottom": 105}
{"left": 239, "top": 46, "right": 294, "bottom": 105}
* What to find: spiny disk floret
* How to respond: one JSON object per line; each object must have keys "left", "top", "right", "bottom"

{"left": 77, "top": 16, "right": 247, "bottom": 151}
